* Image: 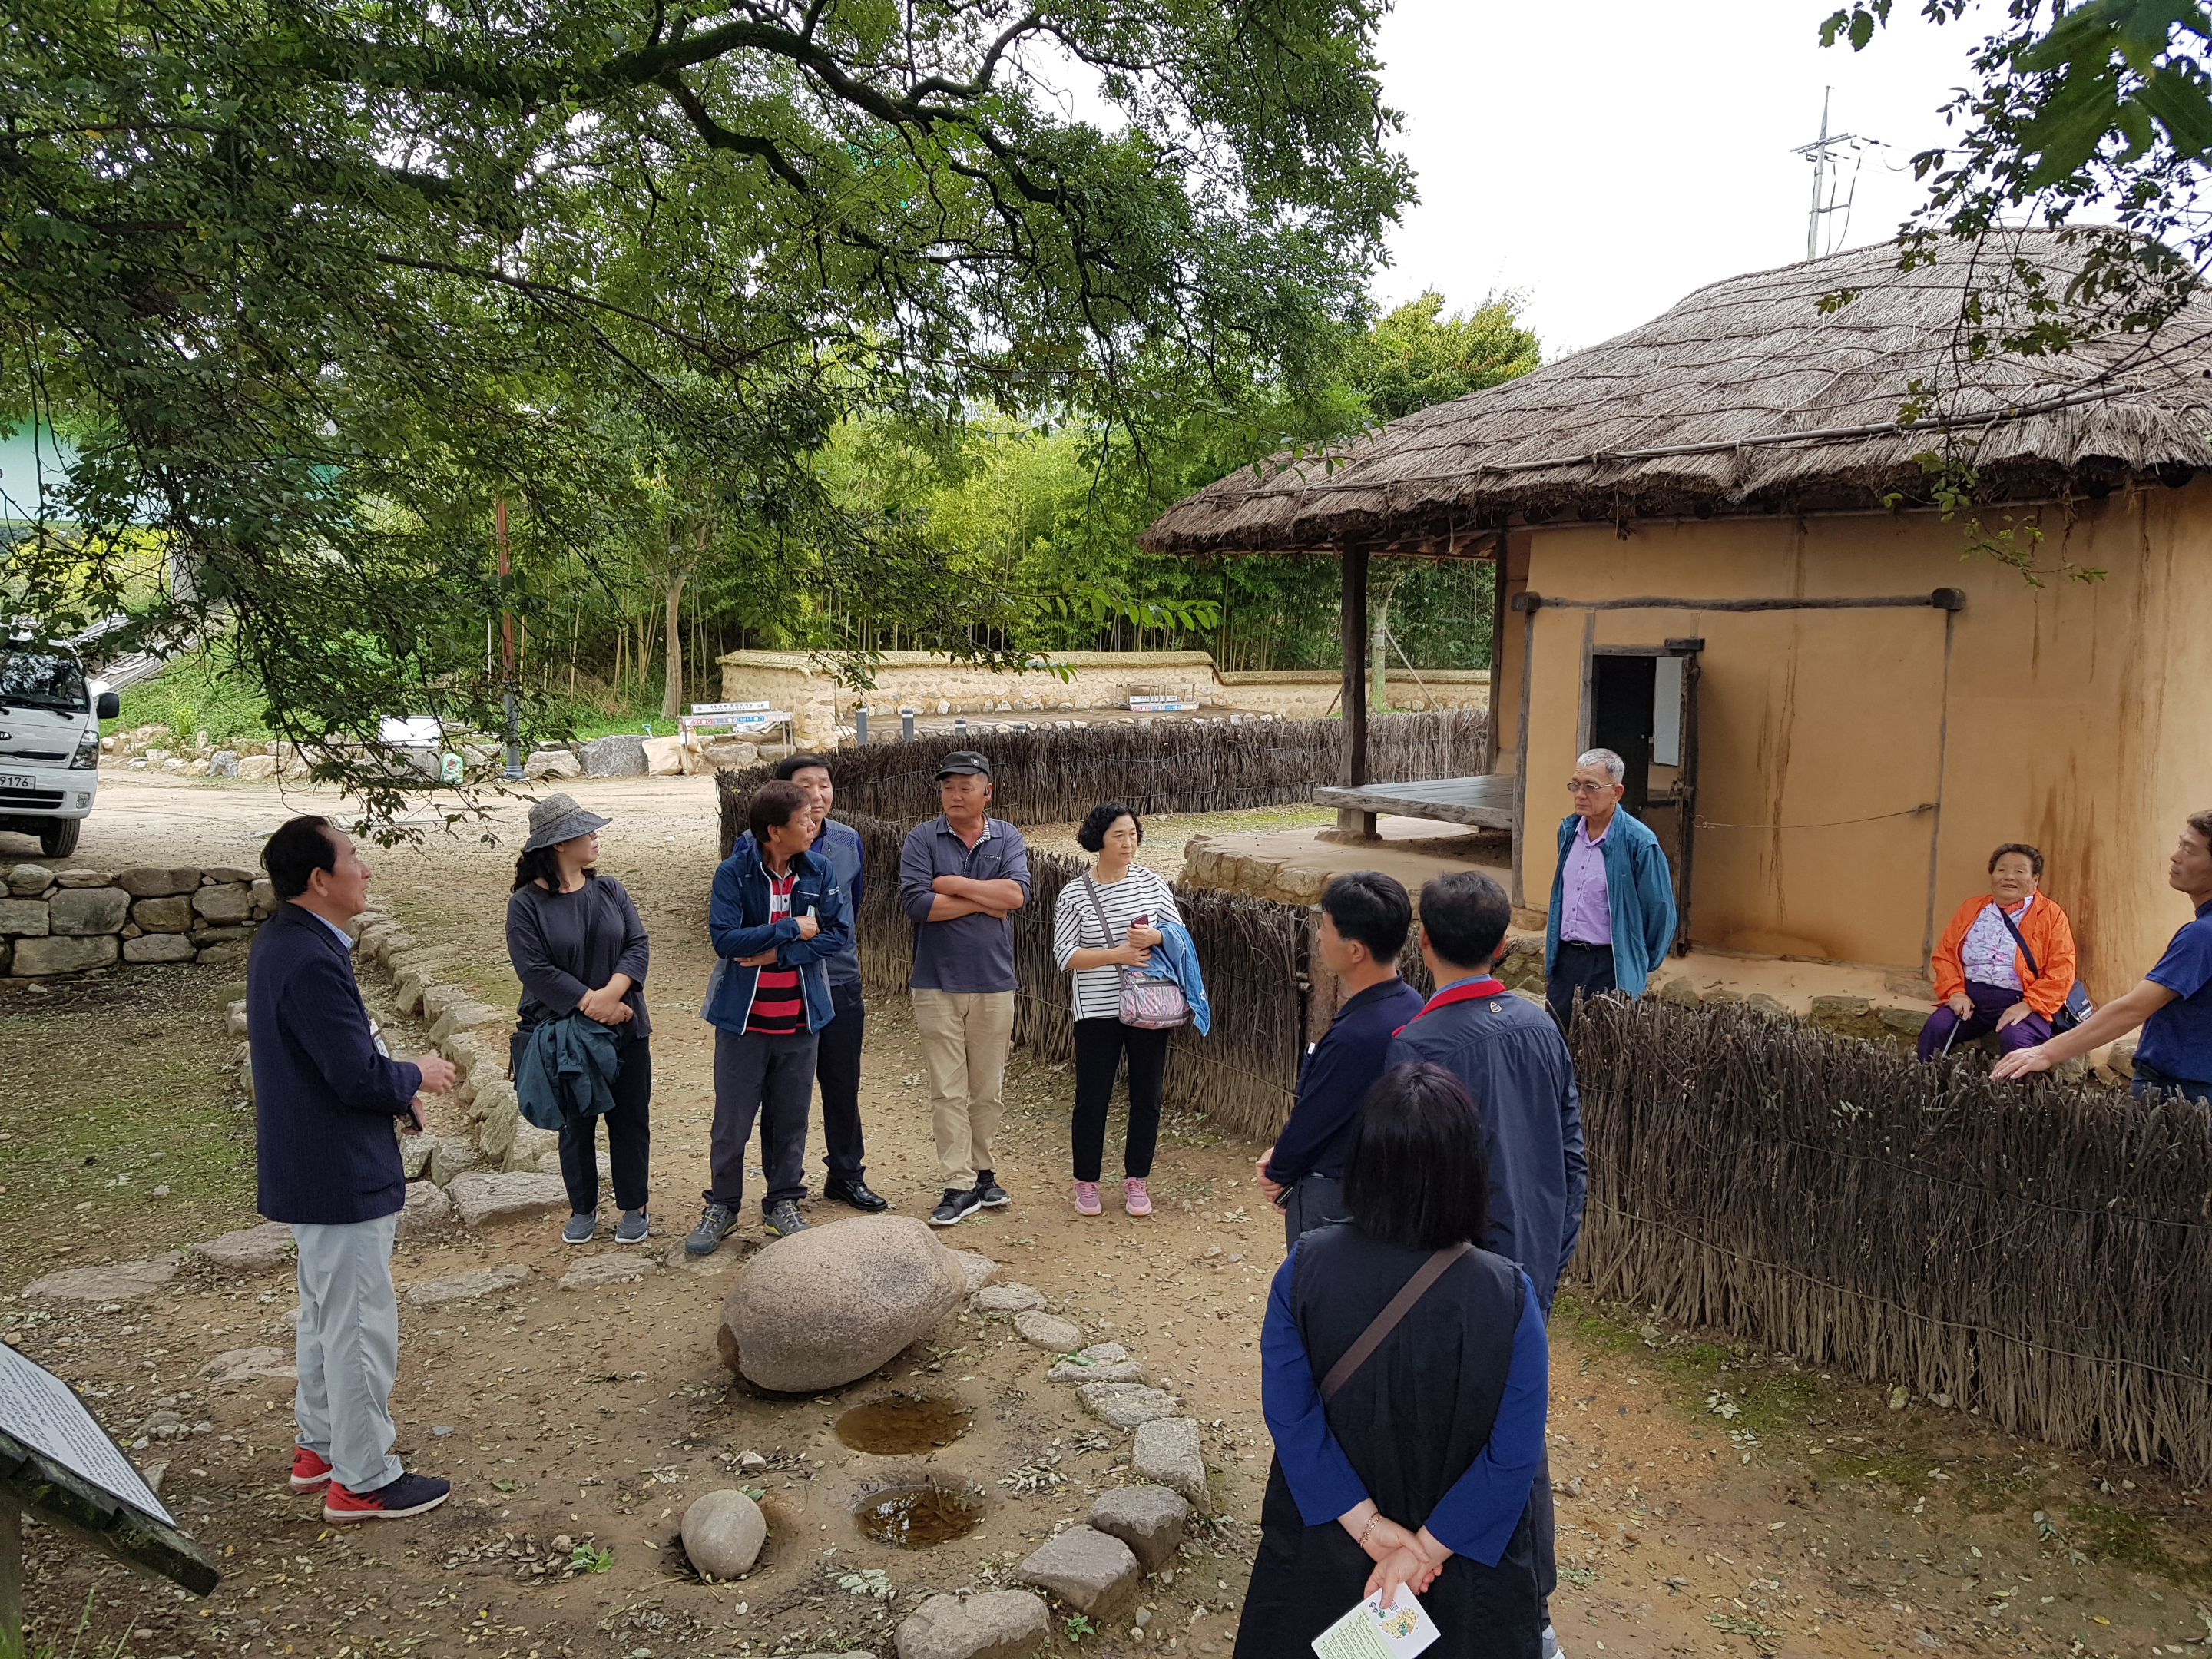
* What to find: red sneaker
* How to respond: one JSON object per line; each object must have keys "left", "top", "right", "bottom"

{"left": 323, "top": 1472, "right": 452, "bottom": 1523}
{"left": 289, "top": 1448, "right": 334, "bottom": 1492}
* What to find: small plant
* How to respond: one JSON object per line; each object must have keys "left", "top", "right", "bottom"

{"left": 1064, "top": 1614, "right": 1097, "bottom": 1642}
{"left": 836, "top": 1568, "right": 894, "bottom": 1600}
{"left": 571, "top": 1543, "right": 615, "bottom": 1573}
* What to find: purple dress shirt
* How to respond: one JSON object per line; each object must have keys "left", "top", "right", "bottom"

{"left": 1559, "top": 815, "right": 1613, "bottom": 945}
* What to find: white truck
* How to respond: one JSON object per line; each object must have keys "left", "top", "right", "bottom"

{"left": 0, "top": 634, "right": 118, "bottom": 859}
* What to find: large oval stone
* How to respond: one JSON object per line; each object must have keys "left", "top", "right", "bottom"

{"left": 717, "top": 1214, "right": 967, "bottom": 1392}
{"left": 681, "top": 1488, "right": 767, "bottom": 1578}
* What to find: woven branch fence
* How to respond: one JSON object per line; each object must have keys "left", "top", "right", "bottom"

{"left": 715, "top": 783, "right": 1321, "bottom": 1141}
{"left": 1571, "top": 996, "right": 2212, "bottom": 1479}
{"left": 720, "top": 708, "right": 1488, "bottom": 826}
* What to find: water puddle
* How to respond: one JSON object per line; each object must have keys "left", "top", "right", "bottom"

{"left": 834, "top": 1392, "right": 972, "bottom": 1455}
{"left": 851, "top": 1482, "right": 986, "bottom": 1549}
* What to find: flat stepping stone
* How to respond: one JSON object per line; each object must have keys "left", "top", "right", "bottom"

{"left": 972, "top": 1281, "right": 1046, "bottom": 1313}
{"left": 947, "top": 1250, "right": 998, "bottom": 1293}
{"left": 405, "top": 1264, "right": 528, "bottom": 1305}
{"left": 1012, "top": 1310, "right": 1082, "bottom": 1351}
{"left": 448, "top": 1171, "right": 568, "bottom": 1227}
{"left": 396, "top": 1181, "right": 453, "bottom": 1237}
{"left": 1132, "top": 1417, "right": 1209, "bottom": 1511}
{"left": 199, "top": 1346, "right": 296, "bottom": 1386}
{"left": 1079, "top": 1382, "right": 1181, "bottom": 1429}
{"left": 1077, "top": 1343, "right": 1128, "bottom": 1363}
{"left": 1089, "top": 1485, "right": 1190, "bottom": 1572}
{"left": 194, "top": 1222, "right": 294, "bottom": 1272}
{"left": 1048, "top": 1357, "right": 1144, "bottom": 1383}
{"left": 558, "top": 1254, "right": 657, "bottom": 1290}
{"left": 896, "top": 1590, "right": 1048, "bottom": 1659}
{"left": 25, "top": 1253, "right": 185, "bottom": 1302}
{"left": 1014, "top": 1524, "right": 1141, "bottom": 1619}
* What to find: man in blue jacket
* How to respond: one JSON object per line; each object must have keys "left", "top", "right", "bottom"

{"left": 1389, "top": 869, "right": 1583, "bottom": 1642}
{"left": 690, "top": 779, "right": 854, "bottom": 1253}
{"left": 1254, "top": 871, "right": 1423, "bottom": 1249}
{"left": 250, "top": 815, "right": 458, "bottom": 1523}
{"left": 1546, "top": 747, "right": 1677, "bottom": 1033}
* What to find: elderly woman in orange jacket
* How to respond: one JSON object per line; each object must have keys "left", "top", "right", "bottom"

{"left": 1919, "top": 843, "right": 2079, "bottom": 1061}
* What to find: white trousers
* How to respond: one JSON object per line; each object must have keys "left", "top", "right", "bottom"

{"left": 290, "top": 1211, "right": 402, "bottom": 1492}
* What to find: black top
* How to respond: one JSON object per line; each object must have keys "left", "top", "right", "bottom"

{"left": 1270, "top": 978, "right": 1427, "bottom": 1183}
{"left": 249, "top": 904, "right": 424, "bottom": 1225}
{"left": 505, "top": 875, "right": 651, "bottom": 1039}
{"left": 1237, "top": 1226, "right": 1541, "bottom": 1659}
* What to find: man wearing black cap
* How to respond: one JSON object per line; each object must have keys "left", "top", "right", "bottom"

{"left": 899, "top": 750, "right": 1031, "bottom": 1225}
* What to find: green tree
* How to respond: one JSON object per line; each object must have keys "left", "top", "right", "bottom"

{"left": 3, "top": 0, "right": 1409, "bottom": 814}
{"left": 1352, "top": 291, "right": 1543, "bottom": 423}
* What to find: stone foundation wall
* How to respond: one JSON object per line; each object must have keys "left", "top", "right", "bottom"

{"left": 0, "top": 863, "right": 272, "bottom": 976}
{"left": 716, "top": 650, "right": 1490, "bottom": 748}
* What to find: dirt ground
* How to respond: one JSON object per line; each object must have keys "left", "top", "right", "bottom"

{"left": 5, "top": 776, "right": 2212, "bottom": 1659}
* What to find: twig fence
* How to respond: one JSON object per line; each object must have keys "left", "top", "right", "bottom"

{"left": 720, "top": 708, "right": 1488, "bottom": 826}
{"left": 1571, "top": 996, "right": 2212, "bottom": 1480}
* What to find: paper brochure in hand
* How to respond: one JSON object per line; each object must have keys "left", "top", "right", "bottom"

{"left": 1310, "top": 1584, "right": 1441, "bottom": 1658}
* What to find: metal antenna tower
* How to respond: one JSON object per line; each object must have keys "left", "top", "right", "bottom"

{"left": 1793, "top": 88, "right": 1866, "bottom": 260}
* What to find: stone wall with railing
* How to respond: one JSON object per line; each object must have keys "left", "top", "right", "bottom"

{"left": 0, "top": 863, "right": 273, "bottom": 976}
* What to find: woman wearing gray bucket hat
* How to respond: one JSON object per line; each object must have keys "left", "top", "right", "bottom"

{"left": 505, "top": 792, "right": 654, "bottom": 1245}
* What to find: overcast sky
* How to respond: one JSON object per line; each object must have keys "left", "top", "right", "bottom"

{"left": 1372, "top": 1, "right": 1991, "bottom": 353}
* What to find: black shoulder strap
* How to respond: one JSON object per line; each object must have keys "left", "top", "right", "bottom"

{"left": 1319, "top": 1243, "right": 1473, "bottom": 1402}
{"left": 1992, "top": 900, "right": 2041, "bottom": 981}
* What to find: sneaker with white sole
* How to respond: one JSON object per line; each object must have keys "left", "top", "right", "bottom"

{"left": 973, "top": 1170, "right": 1011, "bottom": 1207}
{"left": 289, "top": 1447, "right": 334, "bottom": 1492}
{"left": 323, "top": 1471, "right": 452, "bottom": 1523}
{"left": 1072, "top": 1181, "right": 1102, "bottom": 1217}
{"left": 614, "top": 1208, "right": 648, "bottom": 1244}
{"left": 561, "top": 1212, "right": 598, "bottom": 1246}
{"left": 1123, "top": 1177, "right": 1153, "bottom": 1217}
{"left": 929, "top": 1187, "right": 983, "bottom": 1227}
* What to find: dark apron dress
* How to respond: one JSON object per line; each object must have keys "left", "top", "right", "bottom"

{"left": 1235, "top": 1226, "right": 1541, "bottom": 1659}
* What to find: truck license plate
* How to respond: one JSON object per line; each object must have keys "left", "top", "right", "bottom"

{"left": 0, "top": 775, "right": 33, "bottom": 790}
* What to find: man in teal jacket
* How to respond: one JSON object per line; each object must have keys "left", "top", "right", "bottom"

{"left": 1545, "top": 747, "right": 1677, "bottom": 1032}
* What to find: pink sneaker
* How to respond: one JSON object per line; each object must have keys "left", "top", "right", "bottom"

{"left": 1072, "top": 1181, "right": 1103, "bottom": 1217}
{"left": 1124, "top": 1177, "right": 1153, "bottom": 1217}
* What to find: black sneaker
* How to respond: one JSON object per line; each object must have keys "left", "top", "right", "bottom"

{"left": 825, "top": 1177, "right": 890, "bottom": 1213}
{"left": 685, "top": 1201, "right": 738, "bottom": 1257}
{"left": 763, "top": 1200, "right": 809, "bottom": 1237}
{"left": 323, "top": 1470, "right": 452, "bottom": 1524}
{"left": 973, "top": 1171, "right": 1011, "bottom": 1207}
{"left": 929, "top": 1187, "right": 983, "bottom": 1227}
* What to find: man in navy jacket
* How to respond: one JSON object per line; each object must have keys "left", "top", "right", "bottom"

{"left": 250, "top": 816, "right": 457, "bottom": 1523}
{"left": 1388, "top": 868, "right": 1584, "bottom": 1642}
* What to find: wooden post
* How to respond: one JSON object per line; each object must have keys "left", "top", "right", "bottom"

{"left": 0, "top": 1497, "right": 22, "bottom": 1659}
{"left": 1337, "top": 543, "right": 1376, "bottom": 839}
{"left": 1483, "top": 538, "right": 1509, "bottom": 777}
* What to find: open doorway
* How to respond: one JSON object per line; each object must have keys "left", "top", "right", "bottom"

{"left": 1585, "top": 642, "right": 1700, "bottom": 952}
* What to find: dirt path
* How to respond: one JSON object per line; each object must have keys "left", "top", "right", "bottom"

{"left": 5, "top": 776, "right": 2212, "bottom": 1657}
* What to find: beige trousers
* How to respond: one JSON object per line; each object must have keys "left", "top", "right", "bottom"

{"left": 912, "top": 988, "right": 1015, "bottom": 1188}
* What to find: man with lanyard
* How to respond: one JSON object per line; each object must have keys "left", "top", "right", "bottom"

{"left": 1996, "top": 811, "right": 2212, "bottom": 1101}
{"left": 770, "top": 752, "right": 889, "bottom": 1213}
{"left": 1388, "top": 869, "right": 1583, "bottom": 1659}
{"left": 1253, "top": 871, "right": 1425, "bottom": 1250}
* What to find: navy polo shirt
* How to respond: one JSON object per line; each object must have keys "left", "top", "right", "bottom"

{"left": 2138, "top": 899, "right": 2212, "bottom": 1082}
{"left": 1268, "top": 978, "right": 1427, "bottom": 1184}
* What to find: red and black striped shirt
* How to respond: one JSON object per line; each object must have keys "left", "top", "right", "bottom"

{"left": 747, "top": 869, "right": 806, "bottom": 1037}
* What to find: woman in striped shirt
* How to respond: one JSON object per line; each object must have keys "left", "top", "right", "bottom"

{"left": 1052, "top": 801, "right": 1184, "bottom": 1217}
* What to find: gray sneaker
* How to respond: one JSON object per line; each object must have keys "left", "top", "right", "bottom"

{"left": 763, "top": 1200, "right": 809, "bottom": 1238}
{"left": 685, "top": 1202, "right": 738, "bottom": 1257}
{"left": 614, "top": 1208, "right": 649, "bottom": 1245}
{"left": 561, "top": 1212, "right": 598, "bottom": 1246}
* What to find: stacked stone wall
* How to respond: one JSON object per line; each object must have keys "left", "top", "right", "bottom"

{"left": 0, "top": 863, "right": 273, "bottom": 976}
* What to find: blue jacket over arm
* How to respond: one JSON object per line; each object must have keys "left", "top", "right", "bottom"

{"left": 1545, "top": 808, "right": 1676, "bottom": 997}
{"left": 249, "top": 902, "right": 424, "bottom": 1226}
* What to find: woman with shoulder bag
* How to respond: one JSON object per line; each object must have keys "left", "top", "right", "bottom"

{"left": 1238, "top": 1061, "right": 1548, "bottom": 1659}
{"left": 1051, "top": 801, "right": 1189, "bottom": 1219}
{"left": 505, "top": 793, "right": 654, "bottom": 1246}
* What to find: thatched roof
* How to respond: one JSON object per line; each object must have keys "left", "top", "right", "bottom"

{"left": 1143, "top": 230, "right": 2212, "bottom": 556}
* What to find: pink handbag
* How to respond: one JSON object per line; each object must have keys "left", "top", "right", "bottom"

{"left": 1080, "top": 873, "right": 1190, "bottom": 1030}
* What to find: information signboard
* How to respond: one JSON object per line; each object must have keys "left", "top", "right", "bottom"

{"left": 0, "top": 1346, "right": 170, "bottom": 1528}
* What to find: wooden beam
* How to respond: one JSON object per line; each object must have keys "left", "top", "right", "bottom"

{"left": 1337, "top": 542, "right": 1376, "bottom": 839}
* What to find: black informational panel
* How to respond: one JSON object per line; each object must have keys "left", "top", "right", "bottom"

{"left": 0, "top": 1343, "right": 219, "bottom": 1653}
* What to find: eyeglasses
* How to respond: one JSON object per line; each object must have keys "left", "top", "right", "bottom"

{"left": 1566, "top": 779, "right": 1615, "bottom": 795}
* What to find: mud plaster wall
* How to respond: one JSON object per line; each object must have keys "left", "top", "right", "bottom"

{"left": 1511, "top": 485, "right": 2212, "bottom": 998}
